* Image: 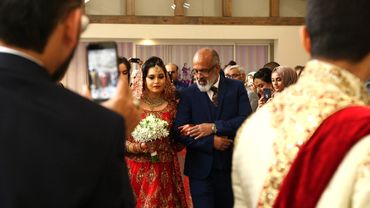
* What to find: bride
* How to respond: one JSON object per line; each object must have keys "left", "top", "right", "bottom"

{"left": 125, "top": 56, "right": 188, "bottom": 208}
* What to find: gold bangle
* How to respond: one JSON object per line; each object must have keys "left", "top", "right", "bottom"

{"left": 135, "top": 143, "right": 141, "bottom": 153}
{"left": 125, "top": 141, "right": 131, "bottom": 152}
{"left": 129, "top": 143, "right": 135, "bottom": 153}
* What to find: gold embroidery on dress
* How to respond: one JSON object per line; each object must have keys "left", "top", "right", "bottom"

{"left": 257, "top": 60, "right": 370, "bottom": 208}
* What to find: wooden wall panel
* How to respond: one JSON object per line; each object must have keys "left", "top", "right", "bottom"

{"left": 126, "top": 0, "right": 135, "bottom": 16}
{"left": 174, "top": 0, "right": 185, "bottom": 16}
{"left": 222, "top": 0, "right": 232, "bottom": 17}
{"left": 270, "top": 0, "right": 280, "bottom": 17}
{"left": 88, "top": 15, "right": 304, "bottom": 25}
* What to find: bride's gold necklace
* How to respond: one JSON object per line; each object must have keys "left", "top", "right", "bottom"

{"left": 143, "top": 96, "right": 166, "bottom": 110}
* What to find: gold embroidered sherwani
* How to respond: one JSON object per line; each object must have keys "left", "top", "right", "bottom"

{"left": 232, "top": 60, "right": 370, "bottom": 208}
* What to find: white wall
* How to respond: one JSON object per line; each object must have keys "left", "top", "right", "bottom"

{"left": 81, "top": 24, "right": 309, "bottom": 67}
{"left": 280, "top": 0, "right": 306, "bottom": 17}
{"left": 233, "top": 0, "right": 269, "bottom": 17}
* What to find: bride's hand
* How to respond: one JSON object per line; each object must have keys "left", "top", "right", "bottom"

{"left": 139, "top": 142, "right": 149, "bottom": 153}
{"left": 142, "top": 140, "right": 160, "bottom": 154}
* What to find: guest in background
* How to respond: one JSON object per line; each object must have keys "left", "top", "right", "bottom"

{"left": 246, "top": 71, "right": 257, "bottom": 92}
{"left": 263, "top": 61, "right": 280, "bottom": 70}
{"left": 223, "top": 60, "right": 237, "bottom": 70}
{"left": 253, "top": 68, "right": 273, "bottom": 109}
{"left": 225, "top": 65, "right": 258, "bottom": 112}
{"left": 271, "top": 66, "right": 298, "bottom": 94}
{"left": 174, "top": 48, "right": 251, "bottom": 208}
{"left": 126, "top": 56, "right": 188, "bottom": 208}
{"left": 118, "top": 56, "right": 131, "bottom": 85}
{"left": 166, "top": 63, "right": 188, "bottom": 97}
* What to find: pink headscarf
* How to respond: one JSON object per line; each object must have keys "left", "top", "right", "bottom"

{"left": 272, "top": 66, "right": 298, "bottom": 88}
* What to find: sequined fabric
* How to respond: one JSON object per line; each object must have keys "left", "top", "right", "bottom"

{"left": 257, "top": 60, "right": 370, "bottom": 207}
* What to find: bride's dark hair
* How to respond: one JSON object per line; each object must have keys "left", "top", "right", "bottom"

{"left": 131, "top": 56, "right": 175, "bottom": 102}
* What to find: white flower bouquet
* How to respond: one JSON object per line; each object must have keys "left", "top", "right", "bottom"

{"left": 131, "top": 114, "right": 169, "bottom": 162}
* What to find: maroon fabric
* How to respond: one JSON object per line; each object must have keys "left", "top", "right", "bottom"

{"left": 273, "top": 106, "right": 370, "bottom": 208}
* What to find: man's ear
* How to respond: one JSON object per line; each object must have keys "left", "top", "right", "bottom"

{"left": 215, "top": 64, "right": 221, "bottom": 73}
{"left": 300, "top": 26, "right": 311, "bottom": 56}
{"left": 62, "top": 8, "right": 82, "bottom": 48}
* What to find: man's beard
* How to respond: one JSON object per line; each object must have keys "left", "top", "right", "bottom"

{"left": 51, "top": 47, "right": 76, "bottom": 82}
{"left": 196, "top": 76, "right": 216, "bottom": 92}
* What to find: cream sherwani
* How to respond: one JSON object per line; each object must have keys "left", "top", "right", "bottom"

{"left": 232, "top": 60, "right": 370, "bottom": 208}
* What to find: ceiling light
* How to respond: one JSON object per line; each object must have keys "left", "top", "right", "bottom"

{"left": 183, "top": 2, "right": 190, "bottom": 9}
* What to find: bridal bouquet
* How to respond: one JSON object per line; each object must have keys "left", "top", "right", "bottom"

{"left": 131, "top": 114, "right": 169, "bottom": 163}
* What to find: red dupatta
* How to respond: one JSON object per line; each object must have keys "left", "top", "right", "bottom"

{"left": 273, "top": 106, "right": 370, "bottom": 208}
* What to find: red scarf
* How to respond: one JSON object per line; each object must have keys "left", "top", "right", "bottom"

{"left": 274, "top": 106, "right": 370, "bottom": 208}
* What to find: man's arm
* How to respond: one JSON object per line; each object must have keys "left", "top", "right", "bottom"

{"left": 215, "top": 82, "right": 251, "bottom": 136}
{"left": 174, "top": 90, "right": 213, "bottom": 154}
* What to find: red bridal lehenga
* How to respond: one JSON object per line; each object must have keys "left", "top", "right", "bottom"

{"left": 125, "top": 102, "right": 188, "bottom": 208}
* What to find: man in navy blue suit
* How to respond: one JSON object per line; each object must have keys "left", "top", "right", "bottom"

{"left": 174, "top": 48, "right": 252, "bottom": 208}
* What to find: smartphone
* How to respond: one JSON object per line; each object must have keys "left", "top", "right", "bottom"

{"left": 86, "top": 42, "right": 119, "bottom": 102}
{"left": 263, "top": 88, "right": 272, "bottom": 102}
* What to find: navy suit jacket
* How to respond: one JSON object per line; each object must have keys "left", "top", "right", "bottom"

{"left": 0, "top": 53, "right": 134, "bottom": 208}
{"left": 174, "top": 76, "right": 251, "bottom": 179}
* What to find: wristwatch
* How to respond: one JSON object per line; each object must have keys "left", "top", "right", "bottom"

{"left": 211, "top": 124, "right": 217, "bottom": 134}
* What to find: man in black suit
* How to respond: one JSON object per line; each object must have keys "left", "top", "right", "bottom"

{"left": 0, "top": 0, "right": 141, "bottom": 207}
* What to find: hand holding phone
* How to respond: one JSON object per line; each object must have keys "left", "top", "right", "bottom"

{"left": 263, "top": 88, "right": 272, "bottom": 102}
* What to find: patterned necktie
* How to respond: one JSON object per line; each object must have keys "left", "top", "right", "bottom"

{"left": 210, "top": 86, "right": 218, "bottom": 106}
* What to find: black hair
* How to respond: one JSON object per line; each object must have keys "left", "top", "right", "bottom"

{"left": 224, "top": 60, "right": 237, "bottom": 70}
{"left": 118, "top": 56, "right": 131, "bottom": 72}
{"left": 263, "top": 61, "right": 280, "bottom": 70}
{"left": 0, "top": 0, "right": 82, "bottom": 53}
{"left": 294, "top": 65, "right": 305, "bottom": 77}
{"left": 142, "top": 56, "right": 167, "bottom": 82}
{"left": 254, "top": 67, "right": 272, "bottom": 83}
{"left": 306, "top": 0, "right": 370, "bottom": 62}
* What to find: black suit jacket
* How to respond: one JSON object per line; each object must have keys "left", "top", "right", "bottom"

{"left": 0, "top": 53, "right": 134, "bottom": 208}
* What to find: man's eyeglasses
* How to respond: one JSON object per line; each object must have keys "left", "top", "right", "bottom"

{"left": 192, "top": 64, "right": 216, "bottom": 76}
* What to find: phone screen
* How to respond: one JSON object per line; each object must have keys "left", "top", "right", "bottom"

{"left": 263, "top": 88, "right": 272, "bottom": 101}
{"left": 87, "top": 42, "right": 119, "bottom": 102}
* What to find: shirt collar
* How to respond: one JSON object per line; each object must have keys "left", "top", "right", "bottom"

{"left": 0, "top": 46, "right": 44, "bottom": 67}
{"left": 211, "top": 74, "right": 220, "bottom": 90}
